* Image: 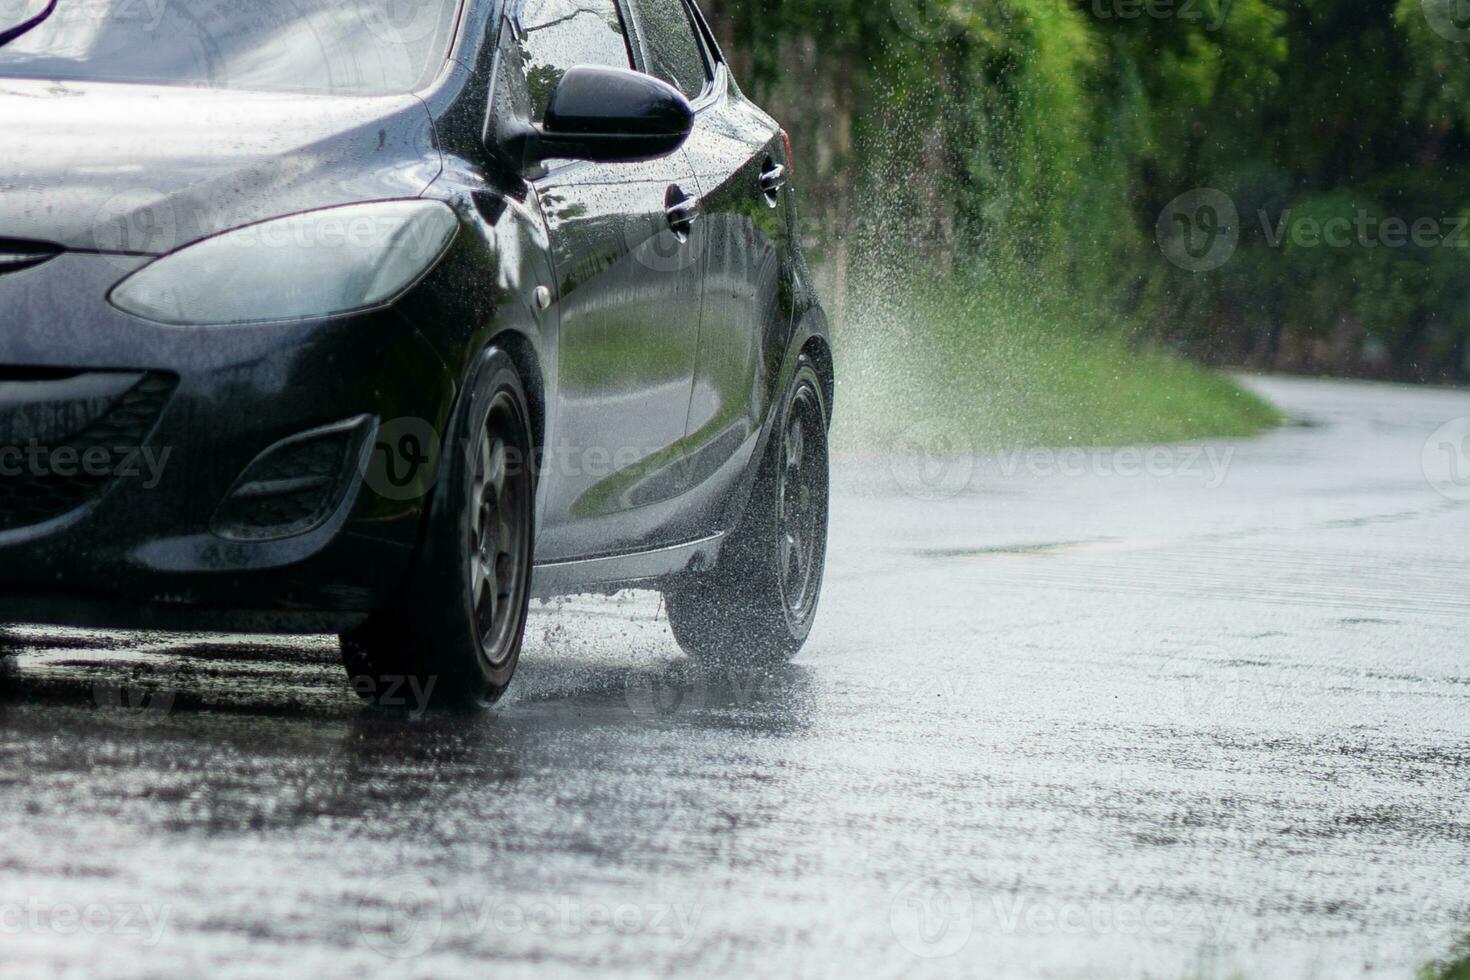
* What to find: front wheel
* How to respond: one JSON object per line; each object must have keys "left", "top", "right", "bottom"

{"left": 665, "top": 358, "right": 829, "bottom": 665}
{"left": 340, "top": 350, "right": 535, "bottom": 709}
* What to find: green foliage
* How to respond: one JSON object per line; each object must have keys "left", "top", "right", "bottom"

{"left": 704, "top": 0, "right": 1470, "bottom": 380}
{"left": 1421, "top": 935, "right": 1470, "bottom": 980}
{"left": 1398, "top": 0, "right": 1470, "bottom": 130}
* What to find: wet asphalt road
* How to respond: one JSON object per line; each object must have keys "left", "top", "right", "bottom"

{"left": 3, "top": 375, "right": 1470, "bottom": 978}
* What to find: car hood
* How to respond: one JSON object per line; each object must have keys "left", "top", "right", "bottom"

{"left": 0, "top": 78, "right": 442, "bottom": 254}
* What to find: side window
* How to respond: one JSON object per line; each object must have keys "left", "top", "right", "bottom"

{"left": 626, "top": 0, "right": 708, "bottom": 99}
{"left": 518, "top": 0, "right": 633, "bottom": 122}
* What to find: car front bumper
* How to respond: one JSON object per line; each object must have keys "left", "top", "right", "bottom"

{"left": 0, "top": 252, "right": 456, "bottom": 632}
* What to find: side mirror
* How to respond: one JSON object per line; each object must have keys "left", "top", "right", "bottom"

{"left": 508, "top": 66, "right": 694, "bottom": 169}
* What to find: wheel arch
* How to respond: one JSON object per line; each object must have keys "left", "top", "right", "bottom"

{"left": 787, "top": 302, "right": 833, "bottom": 426}
{"left": 484, "top": 328, "right": 546, "bottom": 463}
{"left": 800, "top": 332, "right": 835, "bottom": 427}
{"left": 412, "top": 327, "right": 546, "bottom": 586}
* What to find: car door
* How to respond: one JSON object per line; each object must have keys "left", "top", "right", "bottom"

{"left": 518, "top": 0, "right": 706, "bottom": 562}
{"left": 630, "top": 0, "right": 795, "bottom": 526}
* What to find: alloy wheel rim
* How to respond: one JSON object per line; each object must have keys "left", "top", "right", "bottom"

{"left": 467, "top": 392, "right": 529, "bottom": 666}
{"left": 777, "top": 384, "right": 824, "bottom": 620}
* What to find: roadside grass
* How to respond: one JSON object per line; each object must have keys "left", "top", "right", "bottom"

{"left": 1422, "top": 938, "right": 1470, "bottom": 980}
{"left": 829, "top": 271, "right": 1282, "bottom": 455}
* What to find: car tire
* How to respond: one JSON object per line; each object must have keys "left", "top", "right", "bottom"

{"left": 665, "top": 357, "right": 829, "bottom": 665}
{"left": 340, "top": 349, "right": 535, "bottom": 709}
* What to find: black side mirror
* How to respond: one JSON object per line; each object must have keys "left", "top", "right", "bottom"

{"left": 507, "top": 66, "right": 694, "bottom": 169}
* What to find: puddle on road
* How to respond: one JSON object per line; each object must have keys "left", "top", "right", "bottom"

{"left": 915, "top": 537, "right": 1172, "bottom": 560}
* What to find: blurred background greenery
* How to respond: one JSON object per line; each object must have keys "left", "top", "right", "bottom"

{"left": 697, "top": 0, "right": 1469, "bottom": 446}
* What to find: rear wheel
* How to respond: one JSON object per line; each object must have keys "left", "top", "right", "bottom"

{"left": 665, "top": 358, "right": 829, "bottom": 664}
{"left": 340, "top": 350, "right": 535, "bottom": 709}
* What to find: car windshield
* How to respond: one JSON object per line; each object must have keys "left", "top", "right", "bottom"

{"left": 0, "top": 0, "right": 463, "bottom": 95}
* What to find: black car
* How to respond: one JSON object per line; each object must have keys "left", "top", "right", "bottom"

{"left": 0, "top": 0, "right": 833, "bottom": 706}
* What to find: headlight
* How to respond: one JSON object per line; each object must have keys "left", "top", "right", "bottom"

{"left": 109, "top": 200, "right": 459, "bottom": 325}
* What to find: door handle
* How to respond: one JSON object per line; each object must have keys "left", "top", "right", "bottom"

{"left": 759, "top": 162, "right": 787, "bottom": 195}
{"left": 665, "top": 189, "right": 699, "bottom": 240}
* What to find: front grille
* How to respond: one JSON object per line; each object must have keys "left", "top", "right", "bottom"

{"left": 0, "top": 372, "right": 176, "bottom": 532}
{"left": 211, "top": 416, "right": 372, "bottom": 542}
